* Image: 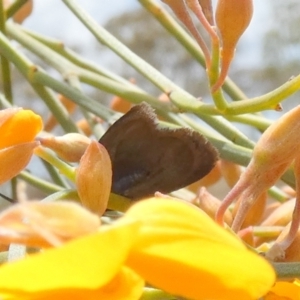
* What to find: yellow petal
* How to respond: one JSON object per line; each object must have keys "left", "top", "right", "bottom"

{"left": 125, "top": 198, "right": 275, "bottom": 300}
{"left": 265, "top": 280, "right": 300, "bottom": 300}
{"left": 0, "top": 109, "right": 42, "bottom": 149}
{"left": 0, "top": 141, "right": 39, "bottom": 185}
{"left": 0, "top": 219, "right": 141, "bottom": 299}
{"left": 1, "top": 266, "right": 143, "bottom": 300}
{"left": 0, "top": 108, "right": 20, "bottom": 127}
{"left": 94, "top": 266, "right": 144, "bottom": 300}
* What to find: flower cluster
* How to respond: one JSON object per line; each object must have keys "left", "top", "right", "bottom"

{"left": 0, "top": 106, "right": 277, "bottom": 299}
{"left": 161, "top": 0, "right": 253, "bottom": 92}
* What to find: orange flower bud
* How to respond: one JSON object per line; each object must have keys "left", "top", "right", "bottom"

{"left": 194, "top": 187, "right": 232, "bottom": 225}
{"left": 110, "top": 79, "right": 135, "bottom": 113}
{"left": 213, "top": 0, "right": 253, "bottom": 91}
{"left": 76, "top": 141, "right": 112, "bottom": 215}
{"left": 76, "top": 119, "right": 92, "bottom": 136}
{"left": 239, "top": 227, "right": 254, "bottom": 246}
{"left": 220, "top": 159, "right": 242, "bottom": 188}
{"left": 44, "top": 95, "right": 76, "bottom": 132}
{"left": 261, "top": 199, "right": 295, "bottom": 227}
{"left": 110, "top": 96, "right": 132, "bottom": 113}
{"left": 0, "top": 201, "right": 100, "bottom": 248}
{"left": 4, "top": 0, "right": 32, "bottom": 23}
{"left": 39, "top": 133, "right": 91, "bottom": 162}
{"left": 13, "top": 0, "right": 33, "bottom": 24}
{"left": 255, "top": 200, "right": 293, "bottom": 247}
{"left": 262, "top": 201, "right": 281, "bottom": 221}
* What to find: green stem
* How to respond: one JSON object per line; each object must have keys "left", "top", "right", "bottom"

{"left": 32, "top": 83, "right": 79, "bottom": 133}
{"left": 7, "top": 22, "right": 79, "bottom": 79}
{"left": 170, "top": 75, "right": 300, "bottom": 117}
{"left": 140, "top": 287, "right": 176, "bottom": 300}
{"left": 209, "top": 35, "right": 229, "bottom": 111}
{"left": 0, "top": 0, "right": 12, "bottom": 103}
{"left": 199, "top": 113, "right": 255, "bottom": 148}
{"left": 0, "top": 31, "right": 79, "bottom": 132}
{"left": 170, "top": 92, "right": 255, "bottom": 148}
{"left": 107, "top": 193, "right": 133, "bottom": 213}
{"left": 41, "top": 159, "right": 70, "bottom": 188}
{"left": 62, "top": 0, "right": 188, "bottom": 94}
{"left": 0, "top": 92, "right": 11, "bottom": 108}
{"left": 32, "top": 70, "right": 117, "bottom": 121}
{"left": 34, "top": 147, "right": 76, "bottom": 182}
{"left": 225, "top": 75, "right": 300, "bottom": 114}
{"left": 273, "top": 262, "right": 300, "bottom": 280}
{"left": 5, "top": 0, "right": 28, "bottom": 19}
{"left": 5, "top": 24, "right": 171, "bottom": 117}
{"left": 225, "top": 114, "right": 272, "bottom": 131}
{"left": 18, "top": 171, "right": 64, "bottom": 194}
{"left": 22, "top": 27, "right": 130, "bottom": 86}
{"left": 139, "top": 0, "right": 247, "bottom": 101}
{"left": 41, "top": 189, "right": 80, "bottom": 203}
{"left": 268, "top": 186, "right": 289, "bottom": 203}
{"left": 4, "top": 9, "right": 258, "bottom": 152}
{"left": 253, "top": 226, "right": 283, "bottom": 238}
{"left": 140, "top": 0, "right": 205, "bottom": 67}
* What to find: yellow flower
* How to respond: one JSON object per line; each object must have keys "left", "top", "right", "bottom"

{"left": 0, "top": 198, "right": 275, "bottom": 299}
{"left": 125, "top": 198, "right": 275, "bottom": 300}
{"left": 264, "top": 279, "right": 300, "bottom": 300}
{"left": 0, "top": 108, "right": 42, "bottom": 184}
{"left": 0, "top": 218, "right": 144, "bottom": 300}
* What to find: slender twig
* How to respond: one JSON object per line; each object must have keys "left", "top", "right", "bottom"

{"left": 0, "top": 0, "right": 12, "bottom": 102}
